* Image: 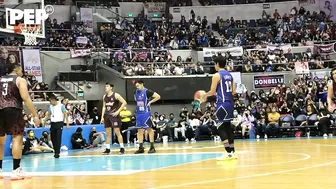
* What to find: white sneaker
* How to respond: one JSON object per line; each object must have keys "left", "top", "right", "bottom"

{"left": 191, "top": 138, "right": 196, "bottom": 143}
{"left": 0, "top": 168, "right": 3, "bottom": 179}
{"left": 264, "top": 134, "right": 268, "bottom": 139}
{"left": 216, "top": 152, "right": 238, "bottom": 161}
{"left": 185, "top": 139, "right": 189, "bottom": 142}
{"left": 323, "top": 134, "right": 328, "bottom": 138}
{"left": 256, "top": 135, "right": 260, "bottom": 139}
{"left": 11, "top": 167, "right": 31, "bottom": 180}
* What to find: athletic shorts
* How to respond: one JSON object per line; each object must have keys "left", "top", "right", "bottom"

{"left": 135, "top": 112, "right": 152, "bottom": 129}
{"left": 104, "top": 114, "right": 121, "bottom": 128}
{"left": 216, "top": 102, "right": 234, "bottom": 123}
{"left": 0, "top": 108, "right": 25, "bottom": 136}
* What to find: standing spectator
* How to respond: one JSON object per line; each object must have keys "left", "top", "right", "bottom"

{"left": 90, "top": 107, "right": 101, "bottom": 124}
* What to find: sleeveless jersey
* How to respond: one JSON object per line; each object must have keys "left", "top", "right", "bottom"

{"left": 104, "top": 93, "right": 120, "bottom": 116}
{"left": 216, "top": 70, "right": 234, "bottom": 103}
{"left": 0, "top": 74, "right": 23, "bottom": 109}
{"left": 135, "top": 88, "right": 150, "bottom": 114}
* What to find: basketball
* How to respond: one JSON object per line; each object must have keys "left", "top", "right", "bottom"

{"left": 194, "top": 90, "right": 207, "bottom": 102}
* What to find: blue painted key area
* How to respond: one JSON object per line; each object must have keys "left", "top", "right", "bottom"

{"left": 4, "top": 124, "right": 105, "bottom": 156}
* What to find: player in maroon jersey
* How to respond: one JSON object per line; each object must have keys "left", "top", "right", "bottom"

{"left": 100, "top": 83, "right": 127, "bottom": 155}
{"left": 0, "top": 63, "right": 40, "bottom": 180}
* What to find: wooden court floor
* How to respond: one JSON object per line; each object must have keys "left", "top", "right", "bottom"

{"left": 1, "top": 138, "right": 336, "bottom": 189}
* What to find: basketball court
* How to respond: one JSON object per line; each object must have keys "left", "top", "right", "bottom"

{"left": 1, "top": 138, "right": 336, "bottom": 189}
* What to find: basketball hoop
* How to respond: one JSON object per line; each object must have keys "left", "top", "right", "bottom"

{"left": 14, "top": 24, "right": 41, "bottom": 46}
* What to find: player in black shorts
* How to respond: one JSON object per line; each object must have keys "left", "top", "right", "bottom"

{"left": 0, "top": 63, "right": 40, "bottom": 180}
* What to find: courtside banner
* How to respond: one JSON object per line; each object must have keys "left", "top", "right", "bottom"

{"left": 125, "top": 72, "right": 242, "bottom": 101}
{"left": 253, "top": 75, "right": 285, "bottom": 89}
{"left": 203, "top": 47, "right": 243, "bottom": 61}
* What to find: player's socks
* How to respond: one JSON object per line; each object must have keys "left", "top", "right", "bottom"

{"left": 0, "top": 160, "right": 2, "bottom": 179}
{"left": 120, "top": 143, "right": 124, "bottom": 148}
{"left": 106, "top": 144, "right": 110, "bottom": 149}
{"left": 139, "top": 143, "right": 144, "bottom": 149}
{"left": 150, "top": 142, "right": 154, "bottom": 149}
{"left": 13, "top": 159, "right": 21, "bottom": 170}
{"left": 224, "top": 143, "right": 232, "bottom": 153}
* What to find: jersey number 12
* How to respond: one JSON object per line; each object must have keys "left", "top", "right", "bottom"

{"left": 225, "top": 81, "right": 232, "bottom": 92}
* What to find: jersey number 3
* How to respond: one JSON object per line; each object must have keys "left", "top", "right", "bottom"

{"left": 2, "top": 83, "right": 8, "bottom": 95}
{"left": 225, "top": 81, "right": 232, "bottom": 92}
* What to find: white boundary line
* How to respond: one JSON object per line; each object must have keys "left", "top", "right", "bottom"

{"left": 2, "top": 170, "right": 144, "bottom": 177}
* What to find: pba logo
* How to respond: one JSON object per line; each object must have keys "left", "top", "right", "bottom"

{"left": 6, "top": 5, "right": 54, "bottom": 25}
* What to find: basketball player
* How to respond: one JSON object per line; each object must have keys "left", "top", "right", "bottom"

{"left": 0, "top": 63, "right": 40, "bottom": 179}
{"left": 134, "top": 80, "right": 160, "bottom": 154}
{"left": 100, "top": 83, "right": 127, "bottom": 155}
{"left": 201, "top": 56, "right": 237, "bottom": 160}
{"left": 327, "top": 67, "right": 336, "bottom": 112}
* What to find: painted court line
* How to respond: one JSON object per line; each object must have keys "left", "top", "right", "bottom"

{"left": 157, "top": 153, "right": 311, "bottom": 171}
{"left": 148, "top": 160, "right": 336, "bottom": 189}
{"left": 53, "top": 151, "right": 230, "bottom": 158}
{"left": 148, "top": 151, "right": 250, "bottom": 172}
{"left": 2, "top": 170, "right": 144, "bottom": 177}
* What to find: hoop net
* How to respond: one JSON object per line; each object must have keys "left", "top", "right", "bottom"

{"left": 19, "top": 25, "right": 41, "bottom": 46}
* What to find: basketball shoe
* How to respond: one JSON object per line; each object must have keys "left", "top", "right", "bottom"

{"left": 11, "top": 167, "right": 31, "bottom": 180}
{"left": 216, "top": 152, "right": 237, "bottom": 161}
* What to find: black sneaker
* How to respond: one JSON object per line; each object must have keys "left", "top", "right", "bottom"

{"left": 119, "top": 148, "right": 125, "bottom": 155}
{"left": 148, "top": 147, "right": 156, "bottom": 154}
{"left": 134, "top": 147, "right": 145, "bottom": 154}
{"left": 102, "top": 148, "right": 111, "bottom": 155}
{"left": 54, "top": 154, "right": 60, "bottom": 158}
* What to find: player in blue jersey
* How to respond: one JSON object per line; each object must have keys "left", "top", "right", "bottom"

{"left": 201, "top": 56, "right": 237, "bottom": 160}
{"left": 134, "top": 80, "right": 161, "bottom": 154}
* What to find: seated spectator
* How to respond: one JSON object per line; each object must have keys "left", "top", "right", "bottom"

{"left": 155, "top": 114, "right": 168, "bottom": 142}
{"left": 317, "top": 108, "right": 331, "bottom": 137}
{"left": 256, "top": 110, "right": 268, "bottom": 139}
{"left": 174, "top": 119, "right": 187, "bottom": 141}
{"left": 39, "top": 131, "right": 53, "bottom": 149}
{"left": 166, "top": 113, "right": 177, "bottom": 141}
{"left": 266, "top": 107, "right": 280, "bottom": 137}
{"left": 240, "top": 109, "right": 255, "bottom": 138}
{"left": 231, "top": 109, "right": 243, "bottom": 128}
{"left": 71, "top": 127, "right": 89, "bottom": 149}
{"left": 23, "top": 130, "right": 54, "bottom": 154}
{"left": 195, "top": 111, "right": 215, "bottom": 140}
{"left": 186, "top": 113, "right": 200, "bottom": 142}
{"left": 89, "top": 127, "right": 105, "bottom": 147}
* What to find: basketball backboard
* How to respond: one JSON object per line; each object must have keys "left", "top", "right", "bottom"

{"left": 0, "top": 0, "right": 51, "bottom": 40}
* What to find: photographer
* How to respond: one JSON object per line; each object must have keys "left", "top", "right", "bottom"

{"left": 240, "top": 109, "right": 255, "bottom": 138}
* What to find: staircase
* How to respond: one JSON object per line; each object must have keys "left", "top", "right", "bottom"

{"left": 57, "top": 81, "right": 84, "bottom": 100}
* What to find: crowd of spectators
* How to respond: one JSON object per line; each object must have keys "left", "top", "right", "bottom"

{"left": 20, "top": 72, "right": 336, "bottom": 145}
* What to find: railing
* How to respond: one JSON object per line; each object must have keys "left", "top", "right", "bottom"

{"left": 57, "top": 74, "right": 85, "bottom": 99}
{"left": 28, "top": 90, "right": 79, "bottom": 101}
{"left": 115, "top": 59, "right": 336, "bottom": 76}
